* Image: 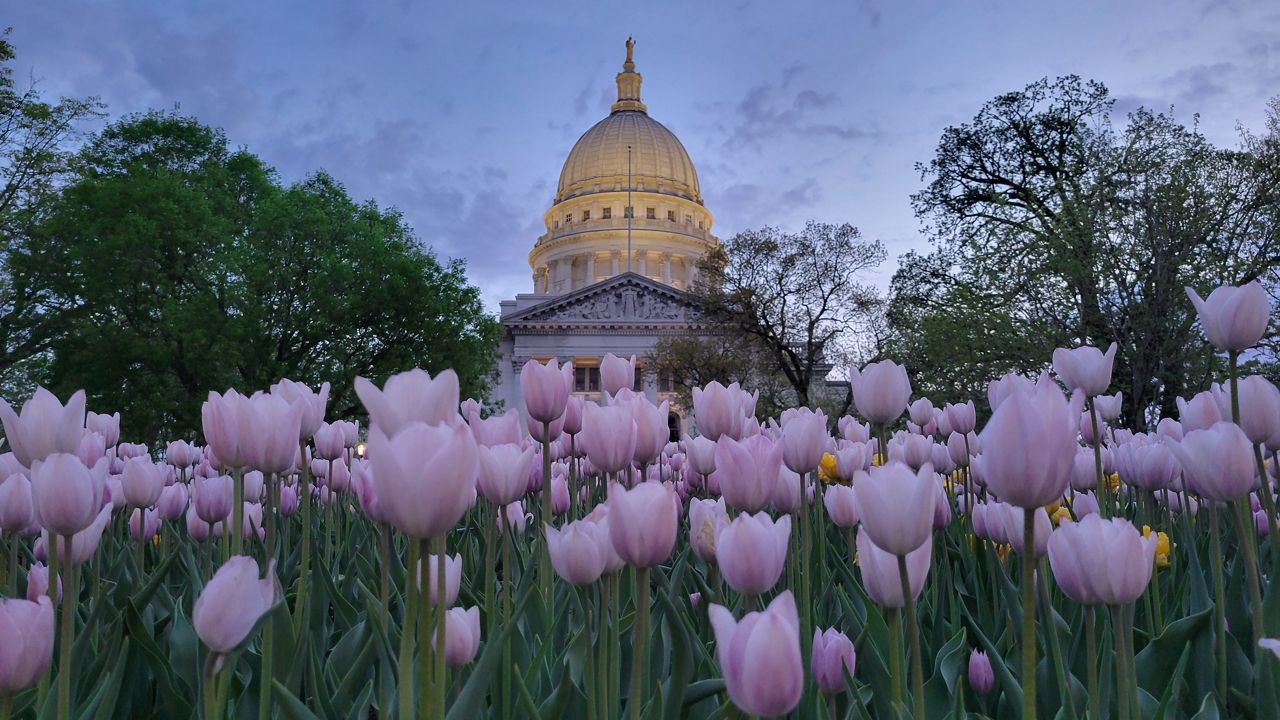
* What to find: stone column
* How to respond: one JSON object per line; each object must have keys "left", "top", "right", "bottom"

{"left": 662, "top": 252, "right": 672, "bottom": 285}
{"left": 611, "top": 250, "right": 620, "bottom": 277}
{"left": 637, "top": 251, "right": 647, "bottom": 276}
{"left": 585, "top": 253, "right": 596, "bottom": 285}
{"left": 685, "top": 258, "right": 696, "bottom": 289}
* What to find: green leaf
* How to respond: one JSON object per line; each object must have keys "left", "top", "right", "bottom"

{"left": 272, "top": 679, "right": 323, "bottom": 720}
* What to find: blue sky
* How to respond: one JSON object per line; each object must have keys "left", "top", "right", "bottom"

{"left": 10, "top": 0, "right": 1280, "bottom": 310}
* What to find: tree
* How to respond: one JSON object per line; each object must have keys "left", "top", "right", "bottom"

{"left": 690, "top": 221, "right": 884, "bottom": 408}
{"left": 25, "top": 111, "right": 498, "bottom": 441}
{"left": 646, "top": 331, "right": 795, "bottom": 421}
{"left": 0, "top": 30, "right": 104, "bottom": 395}
{"left": 894, "top": 76, "right": 1280, "bottom": 425}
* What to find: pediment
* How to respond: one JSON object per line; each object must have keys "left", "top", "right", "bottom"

{"left": 503, "top": 273, "right": 706, "bottom": 329}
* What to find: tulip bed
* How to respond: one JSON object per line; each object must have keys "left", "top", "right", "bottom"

{"left": 0, "top": 281, "right": 1279, "bottom": 719}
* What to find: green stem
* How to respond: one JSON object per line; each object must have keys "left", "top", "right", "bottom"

{"left": 203, "top": 663, "right": 219, "bottom": 720}
{"left": 1209, "top": 506, "right": 1227, "bottom": 702}
{"left": 417, "top": 539, "right": 433, "bottom": 718}
{"left": 1039, "top": 564, "right": 1075, "bottom": 720}
{"left": 294, "top": 441, "right": 312, "bottom": 636}
{"left": 888, "top": 608, "right": 903, "bottom": 710}
{"left": 540, "top": 429, "right": 553, "bottom": 619}
{"left": 232, "top": 467, "right": 244, "bottom": 558}
{"left": 897, "top": 554, "right": 924, "bottom": 720}
{"left": 57, "top": 535, "right": 77, "bottom": 720}
{"left": 598, "top": 578, "right": 610, "bottom": 715}
{"left": 502, "top": 526, "right": 512, "bottom": 720}
{"left": 1089, "top": 402, "right": 1108, "bottom": 519}
{"left": 1021, "top": 511, "right": 1037, "bottom": 720}
{"left": 435, "top": 534, "right": 448, "bottom": 718}
{"left": 398, "top": 538, "right": 420, "bottom": 720}
{"left": 1232, "top": 499, "right": 1265, "bottom": 645}
{"left": 629, "top": 566, "right": 651, "bottom": 720}
{"left": 581, "top": 584, "right": 598, "bottom": 720}
{"left": 1112, "top": 605, "right": 1129, "bottom": 720}
{"left": 800, "top": 473, "right": 813, "bottom": 675}
{"left": 5, "top": 531, "right": 15, "bottom": 597}
{"left": 1085, "top": 607, "right": 1100, "bottom": 720}
{"left": 484, "top": 502, "right": 496, "bottom": 634}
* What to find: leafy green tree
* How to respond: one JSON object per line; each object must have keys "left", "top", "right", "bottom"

{"left": 27, "top": 111, "right": 497, "bottom": 441}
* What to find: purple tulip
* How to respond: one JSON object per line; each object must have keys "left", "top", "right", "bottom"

{"left": 238, "top": 393, "right": 304, "bottom": 474}
{"left": 907, "top": 398, "right": 935, "bottom": 428}
{"left": 578, "top": 403, "right": 637, "bottom": 474}
{"left": 689, "top": 497, "right": 729, "bottom": 563}
{"left": 856, "top": 527, "right": 931, "bottom": 608}
{"left": 30, "top": 454, "right": 106, "bottom": 536}
{"left": 85, "top": 411, "right": 120, "bottom": 449}
{"left": 130, "top": 508, "right": 161, "bottom": 542}
{"left": 468, "top": 410, "right": 523, "bottom": 448}
{"left": 714, "top": 435, "right": 782, "bottom": 513}
{"left": 121, "top": 456, "right": 166, "bottom": 508}
{"left": 437, "top": 606, "right": 481, "bottom": 667}
{"left": 1212, "top": 376, "right": 1280, "bottom": 445}
{"left": 838, "top": 416, "right": 871, "bottom": 443}
{"left": 202, "top": 389, "right": 251, "bottom": 469}
{"left": 1053, "top": 343, "right": 1117, "bottom": 397}
{"left": 0, "top": 474, "right": 34, "bottom": 532}
{"left": 619, "top": 396, "right": 669, "bottom": 467}
{"left": 546, "top": 519, "right": 609, "bottom": 585}
{"left": 600, "top": 353, "right": 636, "bottom": 396}
{"left": 477, "top": 443, "right": 536, "bottom": 506}
{"left": 945, "top": 402, "right": 977, "bottom": 435}
{"left": 550, "top": 473, "right": 570, "bottom": 515}
{"left": 1095, "top": 393, "right": 1123, "bottom": 422}
{"left": 996, "top": 504, "right": 1051, "bottom": 557}
{"left": 366, "top": 422, "right": 477, "bottom": 539}
{"left": 772, "top": 466, "right": 803, "bottom": 514}
{"left": 76, "top": 432, "right": 106, "bottom": 469}
{"left": 693, "top": 381, "right": 747, "bottom": 441}
{"left": 684, "top": 435, "right": 716, "bottom": 476}
{"left": 269, "top": 379, "right": 329, "bottom": 440}
{"left": 1071, "top": 492, "right": 1100, "bottom": 519}
{"left": 278, "top": 483, "right": 299, "bottom": 516}
{"left": 356, "top": 369, "right": 461, "bottom": 438}
{"left": 1048, "top": 514, "right": 1154, "bottom": 605}
{"left": 812, "top": 627, "right": 856, "bottom": 695}
{"left": 193, "top": 555, "right": 278, "bottom": 654}
{"left": 418, "top": 553, "right": 462, "bottom": 606}
{"left": 823, "top": 484, "right": 860, "bottom": 528}
{"left": 193, "top": 475, "right": 234, "bottom": 525}
{"left": 716, "top": 511, "right": 790, "bottom": 596}
{"left": 854, "top": 461, "right": 936, "bottom": 556}
{"left": 25, "top": 562, "right": 60, "bottom": 603}
{"left": 606, "top": 481, "right": 678, "bottom": 568}
{"left": 968, "top": 650, "right": 995, "bottom": 694}
{"left": 43, "top": 505, "right": 111, "bottom": 566}
{"left": 313, "top": 422, "right": 347, "bottom": 461}
{"left": 781, "top": 407, "right": 828, "bottom": 474}
{"left": 1166, "top": 422, "right": 1255, "bottom": 501}
{"left": 979, "top": 381, "right": 1080, "bottom": 509}
{"left": 1186, "top": 281, "right": 1271, "bottom": 352}
{"left": 848, "top": 361, "right": 911, "bottom": 425}
{"left": 708, "top": 591, "right": 804, "bottom": 717}
{"left": 835, "top": 444, "right": 871, "bottom": 480}
{"left": 0, "top": 596, "right": 55, "bottom": 693}
{"left": 0, "top": 388, "right": 86, "bottom": 469}
{"left": 520, "top": 359, "right": 572, "bottom": 427}
{"left": 1177, "top": 391, "right": 1222, "bottom": 432}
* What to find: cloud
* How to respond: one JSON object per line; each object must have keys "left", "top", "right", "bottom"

{"left": 722, "top": 80, "right": 870, "bottom": 151}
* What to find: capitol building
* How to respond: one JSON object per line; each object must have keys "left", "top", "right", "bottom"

{"left": 491, "top": 40, "right": 716, "bottom": 429}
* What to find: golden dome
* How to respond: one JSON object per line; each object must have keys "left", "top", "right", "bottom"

{"left": 555, "top": 44, "right": 701, "bottom": 205}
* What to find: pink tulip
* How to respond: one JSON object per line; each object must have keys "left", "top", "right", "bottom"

{"left": 781, "top": 407, "right": 827, "bottom": 474}
{"left": 84, "top": 411, "right": 119, "bottom": 449}
{"left": 0, "top": 474, "right": 34, "bottom": 532}
{"left": 857, "top": 528, "right": 931, "bottom": 608}
{"left": 708, "top": 591, "right": 803, "bottom": 717}
{"left": 1186, "top": 281, "right": 1271, "bottom": 352}
{"left": 1213, "top": 376, "right": 1280, "bottom": 445}
{"left": 1049, "top": 514, "right": 1154, "bottom": 605}
{"left": 269, "top": 379, "right": 329, "bottom": 440}
{"left": 561, "top": 395, "right": 585, "bottom": 437}
{"left": 242, "top": 502, "right": 264, "bottom": 540}
{"left": 1167, "top": 422, "right": 1255, "bottom": 501}
{"left": 26, "top": 562, "right": 60, "bottom": 603}
{"left": 546, "top": 520, "right": 609, "bottom": 585}
{"left": 996, "top": 504, "right": 1051, "bottom": 557}
{"left": 607, "top": 481, "right": 678, "bottom": 567}
{"left": 165, "top": 440, "right": 195, "bottom": 468}
{"left": 1094, "top": 393, "right": 1123, "bottom": 421}
{"left": 1177, "top": 391, "right": 1222, "bottom": 432}
{"left": 772, "top": 466, "right": 803, "bottom": 514}
{"left": 278, "top": 483, "right": 299, "bottom": 516}
{"left": 853, "top": 461, "right": 936, "bottom": 556}
{"left": 979, "top": 381, "right": 1080, "bottom": 509}
{"left": 907, "top": 398, "right": 934, "bottom": 428}
{"left": 578, "top": 403, "right": 636, "bottom": 474}
{"left": 437, "top": 606, "right": 481, "bottom": 667}
{"left": 355, "top": 369, "right": 460, "bottom": 438}
{"left": 352, "top": 460, "right": 385, "bottom": 523}
{"left": 193, "top": 556, "right": 278, "bottom": 653}
{"left": 684, "top": 435, "right": 716, "bottom": 476}
{"left": 848, "top": 361, "right": 911, "bottom": 425}
{"left": 600, "top": 353, "right": 636, "bottom": 396}
{"left": 418, "top": 553, "right": 462, "bottom": 606}
{"left": 121, "top": 456, "right": 166, "bottom": 508}
{"left": 823, "top": 484, "right": 860, "bottom": 528}
{"left": 468, "top": 409, "right": 523, "bottom": 447}
{"left": 692, "top": 381, "right": 746, "bottom": 442}
{"left": 713, "top": 435, "right": 782, "bottom": 513}
{"left": 0, "top": 388, "right": 86, "bottom": 469}
{"left": 618, "top": 395, "right": 668, "bottom": 467}
{"left": 838, "top": 416, "right": 870, "bottom": 443}
{"left": 1072, "top": 492, "right": 1100, "bottom": 519}
{"left": 716, "top": 511, "right": 790, "bottom": 596}
{"left": 193, "top": 475, "right": 233, "bottom": 524}
{"left": 43, "top": 505, "right": 111, "bottom": 566}
{"left": 202, "top": 389, "right": 252, "bottom": 469}
{"left": 130, "top": 508, "right": 161, "bottom": 542}
{"left": 239, "top": 393, "right": 304, "bottom": 474}
{"left": 76, "top": 432, "right": 106, "bottom": 469}
{"left": 945, "top": 402, "right": 977, "bottom": 435}
{"left": 186, "top": 505, "right": 219, "bottom": 541}
{"left": 0, "top": 596, "right": 55, "bottom": 692}
{"left": 969, "top": 650, "right": 995, "bottom": 694}
{"left": 520, "top": 359, "right": 572, "bottom": 427}
{"left": 812, "top": 627, "right": 856, "bottom": 695}
{"left": 1053, "top": 343, "right": 1117, "bottom": 397}
{"left": 550, "top": 472, "right": 570, "bottom": 515}
{"left": 689, "top": 497, "right": 729, "bottom": 563}
{"left": 313, "top": 422, "right": 346, "bottom": 461}
{"left": 477, "top": 443, "right": 535, "bottom": 505}
{"left": 366, "top": 422, "right": 477, "bottom": 539}
{"left": 30, "top": 454, "right": 106, "bottom": 536}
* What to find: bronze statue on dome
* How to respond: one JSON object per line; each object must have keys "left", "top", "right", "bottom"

{"left": 625, "top": 36, "right": 635, "bottom": 65}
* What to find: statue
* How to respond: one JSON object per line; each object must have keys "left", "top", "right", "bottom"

{"left": 625, "top": 36, "right": 635, "bottom": 65}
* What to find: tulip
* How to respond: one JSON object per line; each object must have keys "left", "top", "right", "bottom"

{"left": 606, "top": 481, "right": 678, "bottom": 568}
{"left": 186, "top": 505, "right": 219, "bottom": 541}
{"left": 689, "top": 497, "right": 729, "bottom": 563}
{"left": 1177, "top": 391, "right": 1222, "bottom": 432}
{"left": 1260, "top": 639, "right": 1280, "bottom": 660}
{"left": 193, "top": 556, "right": 278, "bottom": 654}
{"left": 0, "top": 474, "right": 34, "bottom": 532}
{"left": 520, "top": 359, "right": 572, "bottom": 427}
{"left": 713, "top": 435, "right": 782, "bottom": 513}
{"left": 1167, "top": 422, "right": 1255, "bottom": 501}
{"left": 578, "top": 402, "right": 637, "bottom": 475}
{"left": 623, "top": 396, "right": 669, "bottom": 467}
{"left": 418, "top": 553, "right": 462, "bottom": 606}
{"left": 130, "top": 508, "right": 161, "bottom": 542}
{"left": 979, "top": 380, "right": 1079, "bottom": 509}
{"left": 476, "top": 443, "right": 534, "bottom": 506}
{"left": 550, "top": 471, "right": 571, "bottom": 515}
{"left": 781, "top": 407, "right": 827, "bottom": 474}
{"left": 693, "top": 381, "right": 746, "bottom": 441}
{"left": 278, "top": 483, "right": 299, "bottom": 516}
{"left": 1094, "top": 393, "right": 1123, "bottom": 422}
{"left": 838, "top": 416, "right": 870, "bottom": 443}
{"left": 1053, "top": 343, "right": 1117, "bottom": 397}
{"left": 856, "top": 528, "right": 931, "bottom": 608}
{"left": 0, "top": 388, "right": 86, "bottom": 469}
{"left": 835, "top": 444, "right": 871, "bottom": 480}
{"left": 1072, "top": 492, "right": 1100, "bottom": 519}
{"left": 600, "top": 353, "right": 636, "bottom": 396}
{"left": 468, "top": 409, "right": 523, "bottom": 447}
{"left": 365, "top": 422, "right": 477, "bottom": 539}
{"left": 329, "top": 460, "right": 351, "bottom": 492}
{"left": 1048, "top": 514, "right": 1155, "bottom": 605}
{"left": 436, "top": 606, "right": 481, "bottom": 667}
{"left": 355, "top": 368, "right": 461, "bottom": 438}
{"left": 996, "top": 505, "right": 1051, "bottom": 557}
{"left": 812, "top": 628, "right": 857, "bottom": 695}
{"left": 708, "top": 591, "right": 804, "bottom": 717}
{"left": 313, "top": 421, "right": 347, "bottom": 461}
{"left": 30, "top": 454, "right": 106, "bottom": 536}
{"left": 43, "top": 505, "right": 111, "bottom": 566}
{"left": 1186, "top": 281, "right": 1271, "bottom": 352}
{"left": 772, "top": 466, "right": 803, "bottom": 514}
{"left": 121, "top": 456, "right": 166, "bottom": 508}
{"left": 907, "top": 398, "right": 934, "bottom": 428}
{"left": 824, "top": 484, "right": 860, "bottom": 528}
{"left": 202, "top": 389, "right": 251, "bottom": 469}
{"left": 166, "top": 440, "right": 196, "bottom": 468}
{"left": 945, "top": 402, "right": 977, "bottom": 435}
{"left": 84, "top": 410, "right": 120, "bottom": 449}
{"left": 0, "top": 596, "right": 55, "bottom": 693}
{"left": 684, "top": 435, "right": 716, "bottom": 476}
{"left": 76, "top": 432, "right": 106, "bottom": 468}
{"left": 194, "top": 475, "right": 234, "bottom": 524}
{"left": 546, "top": 520, "right": 609, "bottom": 585}
{"left": 854, "top": 461, "right": 936, "bottom": 556}
{"left": 848, "top": 361, "right": 911, "bottom": 425}
{"left": 239, "top": 393, "right": 304, "bottom": 474}
{"left": 25, "top": 562, "right": 60, "bottom": 603}
{"left": 241, "top": 502, "right": 264, "bottom": 540}
{"left": 1212, "top": 376, "right": 1280, "bottom": 446}
{"left": 969, "top": 650, "right": 995, "bottom": 694}
{"left": 716, "top": 511, "right": 790, "bottom": 596}
{"left": 267, "top": 379, "right": 329, "bottom": 440}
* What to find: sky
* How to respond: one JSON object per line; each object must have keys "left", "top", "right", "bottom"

{"left": 9, "top": 0, "right": 1280, "bottom": 311}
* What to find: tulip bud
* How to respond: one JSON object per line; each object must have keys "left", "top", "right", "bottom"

{"left": 968, "top": 649, "right": 995, "bottom": 694}
{"left": 0, "top": 596, "right": 56, "bottom": 692}
{"left": 418, "top": 553, "right": 462, "bottom": 606}
{"left": 193, "top": 556, "right": 278, "bottom": 653}
{"left": 606, "top": 481, "right": 678, "bottom": 568}
{"left": 708, "top": 592, "right": 803, "bottom": 717}
{"left": 1186, "top": 281, "right": 1271, "bottom": 352}
{"left": 716, "top": 511, "right": 790, "bottom": 596}
{"left": 436, "top": 606, "right": 481, "bottom": 667}
{"left": 812, "top": 628, "right": 856, "bottom": 695}
{"left": 848, "top": 361, "right": 911, "bottom": 425}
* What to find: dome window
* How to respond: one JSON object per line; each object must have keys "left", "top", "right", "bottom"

{"left": 602, "top": 207, "right": 612, "bottom": 219}
{"left": 646, "top": 207, "right": 656, "bottom": 220}
{"left": 667, "top": 210, "right": 676, "bottom": 222}
{"left": 685, "top": 214, "right": 693, "bottom": 224}
{"left": 582, "top": 210, "right": 591, "bottom": 221}
{"left": 565, "top": 213, "right": 573, "bottom": 224}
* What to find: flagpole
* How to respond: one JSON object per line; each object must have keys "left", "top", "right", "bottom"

{"left": 627, "top": 144, "right": 633, "bottom": 273}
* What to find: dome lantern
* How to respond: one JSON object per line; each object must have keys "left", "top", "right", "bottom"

{"left": 612, "top": 36, "right": 647, "bottom": 114}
